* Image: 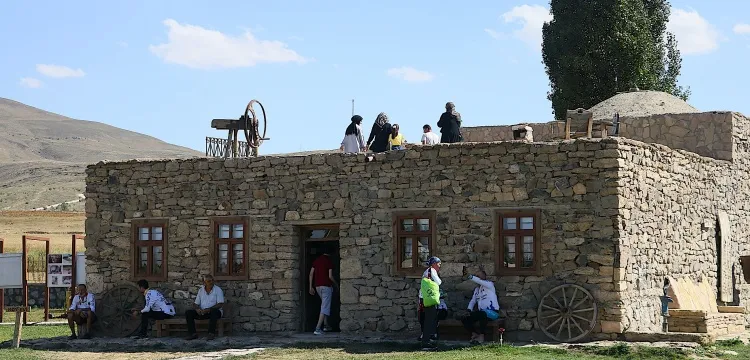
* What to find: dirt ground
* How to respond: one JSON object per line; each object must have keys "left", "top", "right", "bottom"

{"left": 0, "top": 211, "right": 85, "bottom": 252}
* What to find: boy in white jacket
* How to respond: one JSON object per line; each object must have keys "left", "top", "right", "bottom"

{"left": 461, "top": 268, "right": 499, "bottom": 344}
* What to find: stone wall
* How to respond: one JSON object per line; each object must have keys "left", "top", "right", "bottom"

{"left": 3, "top": 286, "right": 68, "bottom": 309}
{"left": 667, "top": 310, "right": 745, "bottom": 335}
{"left": 84, "top": 140, "right": 623, "bottom": 338}
{"left": 462, "top": 123, "right": 561, "bottom": 143}
{"left": 618, "top": 112, "right": 734, "bottom": 161}
{"left": 461, "top": 112, "right": 734, "bottom": 161}
{"left": 615, "top": 113, "right": 750, "bottom": 333}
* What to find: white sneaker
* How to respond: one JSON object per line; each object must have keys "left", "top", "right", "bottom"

{"left": 314, "top": 329, "right": 324, "bottom": 335}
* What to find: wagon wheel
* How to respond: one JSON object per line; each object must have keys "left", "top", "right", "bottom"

{"left": 537, "top": 284, "right": 598, "bottom": 342}
{"left": 243, "top": 99, "right": 267, "bottom": 153}
{"left": 95, "top": 283, "right": 144, "bottom": 337}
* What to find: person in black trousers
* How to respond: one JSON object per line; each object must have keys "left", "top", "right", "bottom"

{"left": 131, "top": 279, "right": 176, "bottom": 338}
{"left": 366, "top": 112, "right": 393, "bottom": 153}
{"left": 185, "top": 275, "right": 225, "bottom": 340}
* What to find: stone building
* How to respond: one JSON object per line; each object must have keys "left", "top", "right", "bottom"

{"left": 84, "top": 92, "right": 750, "bottom": 341}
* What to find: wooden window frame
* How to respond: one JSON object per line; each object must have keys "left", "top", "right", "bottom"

{"left": 496, "top": 209, "right": 542, "bottom": 276}
{"left": 392, "top": 211, "right": 437, "bottom": 277}
{"left": 131, "top": 220, "right": 169, "bottom": 281}
{"left": 210, "top": 216, "right": 249, "bottom": 280}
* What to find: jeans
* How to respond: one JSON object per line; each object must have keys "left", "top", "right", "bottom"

{"left": 140, "top": 311, "right": 173, "bottom": 336}
{"left": 185, "top": 309, "right": 222, "bottom": 334}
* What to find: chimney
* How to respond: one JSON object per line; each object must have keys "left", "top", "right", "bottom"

{"left": 512, "top": 124, "right": 533, "bottom": 142}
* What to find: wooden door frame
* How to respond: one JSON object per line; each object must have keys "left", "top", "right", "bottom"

{"left": 298, "top": 224, "right": 340, "bottom": 332}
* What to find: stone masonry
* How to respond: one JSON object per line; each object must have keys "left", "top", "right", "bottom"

{"left": 462, "top": 112, "right": 734, "bottom": 161}
{"left": 84, "top": 113, "right": 750, "bottom": 340}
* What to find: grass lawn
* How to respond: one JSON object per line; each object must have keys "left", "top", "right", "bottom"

{"left": 0, "top": 323, "right": 69, "bottom": 341}
{"left": 0, "top": 328, "right": 749, "bottom": 360}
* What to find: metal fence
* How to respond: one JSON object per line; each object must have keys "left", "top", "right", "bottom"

{"left": 206, "top": 137, "right": 250, "bottom": 158}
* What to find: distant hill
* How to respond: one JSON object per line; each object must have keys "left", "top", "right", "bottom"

{"left": 0, "top": 98, "right": 202, "bottom": 210}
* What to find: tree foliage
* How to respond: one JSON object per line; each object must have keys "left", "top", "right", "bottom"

{"left": 542, "top": 0, "right": 690, "bottom": 119}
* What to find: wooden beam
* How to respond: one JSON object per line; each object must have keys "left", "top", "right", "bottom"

{"left": 211, "top": 119, "right": 244, "bottom": 130}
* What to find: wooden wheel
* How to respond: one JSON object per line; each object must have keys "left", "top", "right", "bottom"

{"left": 537, "top": 284, "right": 598, "bottom": 342}
{"left": 95, "top": 283, "right": 144, "bottom": 337}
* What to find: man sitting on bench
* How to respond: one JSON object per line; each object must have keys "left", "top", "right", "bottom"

{"left": 461, "top": 267, "right": 500, "bottom": 344}
{"left": 67, "top": 284, "right": 96, "bottom": 339}
{"left": 131, "top": 279, "right": 175, "bottom": 338}
{"left": 185, "top": 274, "right": 224, "bottom": 340}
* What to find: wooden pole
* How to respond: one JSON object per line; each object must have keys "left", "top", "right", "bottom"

{"left": 44, "top": 240, "right": 50, "bottom": 322}
{"left": 22, "top": 235, "right": 27, "bottom": 325}
{"left": 13, "top": 310, "right": 23, "bottom": 348}
{"left": 71, "top": 235, "right": 77, "bottom": 305}
{"left": 0, "top": 239, "right": 4, "bottom": 322}
{"left": 7, "top": 306, "right": 28, "bottom": 348}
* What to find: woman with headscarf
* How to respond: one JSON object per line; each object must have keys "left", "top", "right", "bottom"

{"left": 340, "top": 115, "right": 366, "bottom": 153}
{"left": 366, "top": 112, "right": 393, "bottom": 153}
{"left": 418, "top": 256, "right": 442, "bottom": 350}
{"left": 437, "top": 102, "right": 462, "bottom": 143}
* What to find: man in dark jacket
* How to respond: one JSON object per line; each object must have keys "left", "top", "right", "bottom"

{"left": 437, "top": 102, "right": 462, "bottom": 143}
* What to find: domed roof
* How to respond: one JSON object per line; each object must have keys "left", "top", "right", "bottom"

{"left": 590, "top": 90, "right": 699, "bottom": 121}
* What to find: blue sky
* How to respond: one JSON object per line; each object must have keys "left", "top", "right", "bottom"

{"left": 2, "top": 0, "right": 750, "bottom": 155}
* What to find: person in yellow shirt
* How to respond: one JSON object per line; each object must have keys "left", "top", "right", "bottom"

{"left": 389, "top": 124, "right": 407, "bottom": 150}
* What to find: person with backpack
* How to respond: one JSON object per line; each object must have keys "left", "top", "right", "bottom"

{"left": 418, "top": 256, "right": 442, "bottom": 350}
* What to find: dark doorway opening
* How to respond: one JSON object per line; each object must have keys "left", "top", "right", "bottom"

{"left": 300, "top": 226, "right": 341, "bottom": 333}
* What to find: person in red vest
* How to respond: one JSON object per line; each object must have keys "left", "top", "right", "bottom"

{"left": 308, "top": 251, "right": 338, "bottom": 335}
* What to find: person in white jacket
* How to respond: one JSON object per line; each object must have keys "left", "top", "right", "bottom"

{"left": 340, "top": 115, "right": 366, "bottom": 153}
{"left": 461, "top": 268, "right": 500, "bottom": 344}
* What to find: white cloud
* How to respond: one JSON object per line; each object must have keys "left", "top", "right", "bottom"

{"left": 667, "top": 9, "right": 720, "bottom": 55}
{"left": 386, "top": 67, "right": 434, "bottom": 83}
{"left": 118, "top": 41, "right": 129, "bottom": 48}
{"left": 501, "top": 5, "right": 552, "bottom": 50}
{"left": 734, "top": 23, "right": 750, "bottom": 35}
{"left": 288, "top": 35, "right": 304, "bottom": 41}
{"left": 149, "top": 19, "right": 308, "bottom": 69}
{"left": 484, "top": 28, "right": 504, "bottom": 40}
{"left": 19, "top": 77, "right": 43, "bottom": 88}
{"left": 36, "top": 64, "right": 85, "bottom": 78}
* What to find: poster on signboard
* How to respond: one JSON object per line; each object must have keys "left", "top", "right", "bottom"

{"left": 48, "top": 253, "right": 72, "bottom": 288}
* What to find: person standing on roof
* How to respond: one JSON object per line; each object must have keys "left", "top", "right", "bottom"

{"left": 366, "top": 112, "right": 393, "bottom": 153}
{"left": 340, "top": 115, "right": 366, "bottom": 153}
{"left": 437, "top": 102, "right": 462, "bottom": 143}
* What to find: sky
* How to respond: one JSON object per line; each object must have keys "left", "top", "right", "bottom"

{"left": 1, "top": 0, "right": 750, "bottom": 155}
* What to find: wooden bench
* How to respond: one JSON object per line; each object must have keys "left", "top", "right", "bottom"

{"left": 154, "top": 303, "right": 233, "bottom": 338}
{"left": 437, "top": 318, "right": 502, "bottom": 342}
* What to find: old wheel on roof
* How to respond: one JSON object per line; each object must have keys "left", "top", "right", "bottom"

{"left": 95, "top": 283, "right": 144, "bottom": 337}
{"left": 537, "top": 284, "right": 598, "bottom": 342}
{"left": 243, "top": 99, "right": 267, "bottom": 154}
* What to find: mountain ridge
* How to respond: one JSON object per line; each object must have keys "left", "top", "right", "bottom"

{"left": 0, "top": 98, "right": 202, "bottom": 210}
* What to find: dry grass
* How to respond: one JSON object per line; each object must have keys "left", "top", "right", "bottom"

{"left": 0, "top": 211, "right": 85, "bottom": 253}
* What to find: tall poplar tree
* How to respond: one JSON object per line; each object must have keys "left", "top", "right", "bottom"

{"left": 541, "top": 0, "right": 690, "bottom": 119}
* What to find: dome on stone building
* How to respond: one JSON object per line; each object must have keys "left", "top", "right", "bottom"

{"left": 590, "top": 90, "right": 699, "bottom": 121}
